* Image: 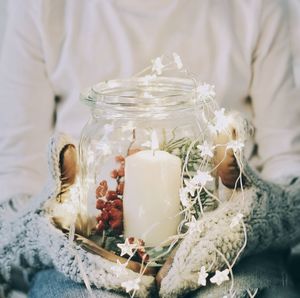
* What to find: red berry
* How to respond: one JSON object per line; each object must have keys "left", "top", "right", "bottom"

{"left": 96, "top": 199, "right": 105, "bottom": 210}
{"left": 117, "top": 167, "right": 125, "bottom": 177}
{"left": 109, "top": 218, "right": 123, "bottom": 232}
{"left": 112, "top": 199, "right": 123, "bottom": 210}
{"left": 116, "top": 182, "right": 125, "bottom": 195}
{"left": 104, "top": 201, "right": 112, "bottom": 210}
{"left": 96, "top": 220, "right": 105, "bottom": 233}
{"left": 138, "top": 239, "right": 145, "bottom": 247}
{"left": 137, "top": 249, "right": 149, "bottom": 263}
{"left": 96, "top": 213, "right": 102, "bottom": 222}
{"left": 96, "top": 180, "right": 108, "bottom": 198}
{"left": 115, "top": 155, "right": 125, "bottom": 163}
{"left": 110, "top": 169, "right": 118, "bottom": 179}
{"left": 100, "top": 209, "right": 109, "bottom": 222}
{"left": 109, "top": 207, "right": 123, "bottom": 220}
{"left": 128, "top": 237, "right": 135, "bottom": 244}
{"left": 106, "top": 190, "right": 118, "bottom": 201}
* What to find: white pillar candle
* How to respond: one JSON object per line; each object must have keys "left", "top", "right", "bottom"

{"left": 123, "top": 150, "right": 181, "bottom": 247}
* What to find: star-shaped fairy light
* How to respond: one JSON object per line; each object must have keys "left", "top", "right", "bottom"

{"left": 196, "top": 83, "right": 216, "bottom": 101}
{"left": 197, "top": 141, "right": 214, "bottom": 158}
{"left": 152, "top": 57, "right": 164, "bottom": 75}
{"left": 117, "top": 238, "right": 138, "bottom": 257}
{"left": 121, "top": 277, "right": 141, "bottom": 293}
{"left": 198, "top": 266, "right": 209, "bottom": 286}
{"left": 210, "top": 269, "right": 230, "bottom": 286}
{"left": 111, "top": 260, "right": 129, "bottom": 278}
{"left": 191, "top": 171, "right": 214, "bottom": 187}
{"left": 210, "top": 108, "right": 230, "bottom": 133}
{"left": 227, "top": 140, "right": 245, "bottom": 153}
{"left": 173, "top": 52, "right": 183, "bottom": 69}
{"left": 230, "top": 213, "right": 244, "bottom": 229}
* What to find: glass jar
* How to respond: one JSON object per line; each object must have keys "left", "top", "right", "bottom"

{"left": 78, "top": 77, "right": 216, "bottom": 248}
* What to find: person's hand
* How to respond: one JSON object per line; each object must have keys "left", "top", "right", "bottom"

{"left": 156, "top": 125, "right": 242, "bottom": 288}
{"left": 158, "top": 127, "right": 300, "bottom": 297}
{"left": 214, "top": 124, "right": 247, "bottom": 189}
{"left": 0, "top": 133, "right": 155, "bottom": 297}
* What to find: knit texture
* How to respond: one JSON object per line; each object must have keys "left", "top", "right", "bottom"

{"left": 159, "top": 165, "right": 300, "bottom": 297}
{"left": 0, "top": 133, "right": 155, "bottom": 298}
{"left": 1, "top": 133, "right": 299, "bottom": 298}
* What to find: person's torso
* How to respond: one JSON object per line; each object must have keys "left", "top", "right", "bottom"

{"left": 39, "top": 0, "right": 261, "bottom": 151}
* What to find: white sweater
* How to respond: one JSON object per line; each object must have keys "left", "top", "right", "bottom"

{"left": 0, "top": 0, "right": 299, "bottom": 203}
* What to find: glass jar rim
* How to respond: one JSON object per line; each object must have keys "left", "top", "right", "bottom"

{"left": 80, "top": 76, "right": 199, "bottom": 112}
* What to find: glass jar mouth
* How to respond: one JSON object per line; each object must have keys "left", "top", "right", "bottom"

{"left": 80, "top": 76, "right": 198, "bottom": 112}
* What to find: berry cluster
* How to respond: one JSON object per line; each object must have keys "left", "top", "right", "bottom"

{"left": 128, "top": 237, "right": 149, "bottom": 263}
{"left": 95, "top": 155, "right": 125, "bottom": 235}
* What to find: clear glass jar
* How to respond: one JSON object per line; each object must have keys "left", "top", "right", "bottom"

{"left": 79, "top": 77, "right": 216, "bottom": 248}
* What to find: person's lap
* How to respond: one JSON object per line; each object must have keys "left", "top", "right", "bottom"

{"left": 28, "top": 251, "right": 300, "bottom": 298}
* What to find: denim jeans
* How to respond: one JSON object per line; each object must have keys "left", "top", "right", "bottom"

{"left": 28, "top": 251, "right": 299, "bottom": 298}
